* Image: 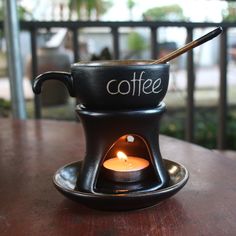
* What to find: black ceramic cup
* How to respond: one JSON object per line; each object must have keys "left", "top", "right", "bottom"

{"left": 33, "top": 60, "right": 169, "bottom": 110}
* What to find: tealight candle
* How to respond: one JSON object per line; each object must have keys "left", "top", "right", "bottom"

{"left": 103, "top": 151, "right": 150, "bottom": 182}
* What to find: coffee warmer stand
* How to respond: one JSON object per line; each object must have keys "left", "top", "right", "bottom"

{"left": 54, "top": 102, "right": 188, "bottom": 211}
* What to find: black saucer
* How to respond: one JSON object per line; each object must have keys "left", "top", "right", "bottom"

{"left": 53, "top": 159, "right": 189, "bottom": 211}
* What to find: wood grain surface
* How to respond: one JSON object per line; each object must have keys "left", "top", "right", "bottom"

{"left": 0, "top": 119, "right": 235, "bottom": 236}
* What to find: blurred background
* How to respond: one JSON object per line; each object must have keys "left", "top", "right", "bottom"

{"left": 0, "top": 0, "right": 236, "bottom": 151}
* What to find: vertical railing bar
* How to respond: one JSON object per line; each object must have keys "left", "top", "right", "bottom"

{"left": 150, "top": 27, "right": 158, "bottom": 59}
{"left": 71, "top": 27, "right": 80, "bottom": 120}
{"left": 30, "top": 27, "right": 41, "bottom": 119}
{"left": 72, "top": 27, "right": 79, "bottom": 62}
{"left": 218, "top": 28, "right": 228, "bottom": 149}
{"left": 111, "top": 26, "right": 120, "bottom": 59}
{"left": 186, "top": 27, "right": 195, "bottom": 142}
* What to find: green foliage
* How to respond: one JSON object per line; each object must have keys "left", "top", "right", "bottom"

{"left": 194, "top": 111, "right": 217, "bottom": 149}
{"left": 69, "top": 0, "right": 113, "bottom": 20}
{"left": 87, "top": 0, "right": 95, "bottom": 18}
{"left": 222, "top": 2, "right": 236, "bottom": 22}
{"left": 143, "top": 4, "right": 185, "bottom": 21}
{"left": 17, "top": 6, "right": 32, "bottom": 20}
{"left": 160, "top": 112, "right": 185, "bottom": 140}
{"left": 95, "top": 0, "right": 113, "bottom": 16}
{"left": 127, "top": 31, "right": 146, "bottom": 52}
{"left": 71, "top": 0, "right": 86, "bottom": 19}
{"left": 0, "top": 98, "right": 11, "bottom": 117}
{"left": 0, "top": 3, "right": 32, "bottom": 21}
{"left": 127, "top": 0, "right": 135, "bottom": 10}
{"left": 0, "top": 2, "right": 3, "bottom": 21}
{"left": 226, "top": 112, "right": 236, "bottom": 148}
{"left": 160, "top": 108, "right": 236, "bottom": 150}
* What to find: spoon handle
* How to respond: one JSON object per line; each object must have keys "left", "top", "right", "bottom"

{"left": 152, "top": 27, "right": 223, "bottom": 64}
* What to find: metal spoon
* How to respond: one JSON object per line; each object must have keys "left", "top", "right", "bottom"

{"left": 151, "top": 27, "right": 223, "bottom": 64}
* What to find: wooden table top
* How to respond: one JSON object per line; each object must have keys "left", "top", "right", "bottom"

{"left": 0, "top": 119, "right": 236, "bottom": 236}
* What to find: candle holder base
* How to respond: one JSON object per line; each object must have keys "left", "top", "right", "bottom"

{"left": 53, "top": 159, "right": 188, "bottom": 211}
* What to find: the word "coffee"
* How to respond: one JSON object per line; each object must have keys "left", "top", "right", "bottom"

{"left": 106, "top": 71, "right": 162, "bottom": 96}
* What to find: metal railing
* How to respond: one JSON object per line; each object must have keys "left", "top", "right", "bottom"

{"left": 0, "top": 20, "right": 234, "bottom": 149}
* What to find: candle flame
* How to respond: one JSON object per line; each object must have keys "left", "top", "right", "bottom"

{"left": 117, "top": 151, "right": 128, "bottom": 161}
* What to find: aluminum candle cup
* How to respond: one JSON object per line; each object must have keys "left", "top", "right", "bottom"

{"left": 33, "top": 60, "right": 169, "bottom": 110}
{"left": 102, "top": 151, "right": 150, "bottom": 182}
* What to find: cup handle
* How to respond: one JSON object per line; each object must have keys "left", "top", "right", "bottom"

{"left": 32, "top": 71, "right": 75, "bottom": 97}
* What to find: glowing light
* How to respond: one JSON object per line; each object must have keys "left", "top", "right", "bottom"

{"left": 117, "top": 151, "right": 128, "bottom": 161}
